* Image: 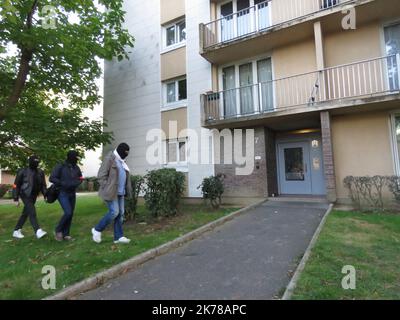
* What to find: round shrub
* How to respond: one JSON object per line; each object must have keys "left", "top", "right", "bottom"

{"left": 198, "top": 174, "right": 225, "bottom": 209}
{"left": 144, "top": 168, "right": 185, "bottom": 217}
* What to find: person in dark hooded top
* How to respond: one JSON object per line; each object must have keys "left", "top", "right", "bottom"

{"left": 12, "top": 155, "right": 48, "bottom": 239}
{"left": 50, "top": 150, "right": 83, "bottom": 241}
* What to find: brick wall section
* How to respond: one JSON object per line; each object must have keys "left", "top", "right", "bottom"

{"left": 320, "top": 111, "right": 337, "bottom": 202}
{"left": 215, "top": 127, "right": 268, "bottom": 198}
{"left": 265, "top": 128, "right": 279, "bottom": 196}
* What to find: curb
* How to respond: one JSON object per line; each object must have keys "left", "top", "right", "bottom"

{"left": 281, "top": 203, "right": 334, "bottom": 300}
{"left": 44, "top": 198, "right": 267, "bottom": 300}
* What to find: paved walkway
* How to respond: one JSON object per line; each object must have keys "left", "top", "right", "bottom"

{"left": 78, "top": 200, "right": 329, "bottom": 300}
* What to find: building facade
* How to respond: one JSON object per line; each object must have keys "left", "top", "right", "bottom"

{"left": 104, "top": 0, "right": 400, "bottom": 203}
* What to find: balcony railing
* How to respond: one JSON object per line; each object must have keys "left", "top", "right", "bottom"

{"left": 202, "top": 0, "right": 344, "bottom": 49}
{"left": 202, "top": 54, "right": 400, "bottom": 123}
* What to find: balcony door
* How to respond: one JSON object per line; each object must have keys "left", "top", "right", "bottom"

{"left": 223, "top": 66, "right": 237, "bottom": 118}
{"left": 219, "top": 0, "right": 271, "bottom": 42}
{"left": 236, "top": 0, "right": 251, "bottom": 37}
{"left": 221, "top": 2, "right": 234, "bottom": 42}
{"left": 255, "top": 0, "right": 270, "bottom": 30}
{"left": 384, "top": 23, "right": 400, "bottom": 91}
{"left": 257, "top": 58, "right": 274, "bottom": 111}
{"left": 239, "top": 63, "right": 254, "bottom": 114}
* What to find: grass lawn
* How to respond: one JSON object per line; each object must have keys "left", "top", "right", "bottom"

{"left": 0, "top": 196, "right": 239, "bottom": 300}
{"left": 292, "top": 210, "right": 400, "bottom": 300}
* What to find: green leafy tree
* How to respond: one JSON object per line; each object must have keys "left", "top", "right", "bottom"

{"left": 0, "top": 0, "right": 134, "bottom": 172}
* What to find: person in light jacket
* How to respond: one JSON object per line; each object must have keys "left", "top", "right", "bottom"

{"left": 91, "top": 143, "right": 132, "bottom": 244}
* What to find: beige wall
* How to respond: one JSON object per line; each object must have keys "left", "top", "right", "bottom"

{"left": 160, "top": 0, "right": 185, "bottom": 25}
{"left": 161, "top": 107, "right": 188, "bottom": 139}
{"left": 273, "top": 38, "right": 317, "bottom": 78}
{"left": 161, "top": 47, "right": 186, "bottom": 81}
{"left": 331, "top": 111, "right": 395, "bottom": 200}
{"left": 324, "top": 22, "right": 382, "bottom": 67}
{"left": 273, "top": 39, "right": 317, "bottom": 107}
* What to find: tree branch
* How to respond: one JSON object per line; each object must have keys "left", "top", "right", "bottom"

{"left": 2, "top": 0, "right": 39, "bottom": 120}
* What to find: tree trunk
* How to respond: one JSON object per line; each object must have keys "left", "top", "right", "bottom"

{"left": 0, "top": 0, "right": 39, "bottom": 121}
{"left": 7, "top": 49, "right": 33, "bottom": 108}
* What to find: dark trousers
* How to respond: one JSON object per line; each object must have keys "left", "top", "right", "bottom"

{"left": 56, "top": 191, "right": 76, "bottom": 237}
{"left": 15, "top": 196, "right": 40, "bottom": 232}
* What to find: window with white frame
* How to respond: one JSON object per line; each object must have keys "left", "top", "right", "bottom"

{"left": 164, "top": 19, "right": 186, "bottom": 50}
{"left": 165, "top": 139, "right": 187, "bottom": 164}
{"left": 163, "top": 77, "right": 187, "bottom": 107}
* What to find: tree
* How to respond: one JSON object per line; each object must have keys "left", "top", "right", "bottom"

{"left": 0, "top": 0, "right": 134, "bottom": 172}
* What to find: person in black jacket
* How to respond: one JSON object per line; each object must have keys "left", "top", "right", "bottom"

{"left": 12, "top": 155, "right": 48, "bottom": 239}
{"left": 50, "top": 150, "right": 83, "bottom": 241}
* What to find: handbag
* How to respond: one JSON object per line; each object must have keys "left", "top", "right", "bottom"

{"left": 46, "top": 184, "right": 60, "bottom": 203}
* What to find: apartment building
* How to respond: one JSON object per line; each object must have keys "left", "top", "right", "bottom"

{"left": 104, "top": 0, "right": 400, "bottom": 203}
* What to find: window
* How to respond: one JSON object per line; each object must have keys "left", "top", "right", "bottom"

{"left": 384, "top": 23, "right": 400, "bottom": 91}
{"left": 166, "top": 139, "right": 187, "bottom": 164}
{"left": 164, "top": 77, "right": 187, "bottom": 107}
{"left": 164, "top": 19, "right": 186, "bottom": 49}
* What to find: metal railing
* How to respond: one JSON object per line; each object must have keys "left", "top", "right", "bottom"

{"left": 202, "top": 0, "right": 344, "bottom": 49}
{"left": 202, "top": 54, "right": 400, "bottom": 123}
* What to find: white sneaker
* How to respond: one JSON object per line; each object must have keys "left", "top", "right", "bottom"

{"left": 114, "top": 237, "right": 131, "bottom": 244}
{"left": 36, "top": 229, "right": 47, "bottom": 239}
{"left": 92, "top": 228, "right": 102, "bottom": 243}
{"left": 12, "top": 229, "right": 24, "bottom": 239}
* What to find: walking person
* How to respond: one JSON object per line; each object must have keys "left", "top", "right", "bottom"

{"left": 12, "top": 155, "right": 48, "bottom": 239}
{"left": 50, "top": 150, "right": 83, "bottom": 241}
{"left": 91, "top": 143, "right": 132, "bottom": 244}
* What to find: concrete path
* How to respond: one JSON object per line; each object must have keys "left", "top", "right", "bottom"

{"left": 78, "top": 200, "right": 329, "bottom": 300}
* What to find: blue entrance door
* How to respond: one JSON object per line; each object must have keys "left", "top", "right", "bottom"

{"left": 278, "top": 142, "right": 312, "bottom": 195}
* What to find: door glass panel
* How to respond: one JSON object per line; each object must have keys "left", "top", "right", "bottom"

{"left": 239, "top": 63, "right": 254, "bottom": 115}
{"left": 384, "top": 23, "right": 400, "bottom": 91}
{"left": 178, "top": 21, "right": 186, "bottom": 42}
{"left": 223, "top": 66, "right": 237, "bottom": 118}
{"left": 178, "top": 79, "right": 187, "bottom": 100}
{"left": 257, "top": 58, "right": 273, "bottom": 111}
{"left": 237, "top": 0, "right": 251, "bottom": 37}
{"left": 255, "top": 0, "right": 270, "bottom": 30}
{"left": 284, "top": 148, "right": 305, "bottom": 181}
{"left": 166, "top": 26, "right": 176, "bottom": 46}
{"left": 221, "top": 2, "right": 234, "bottom": 42}
{"left": 167, "top": 82, "right": 176, "bottom": 103}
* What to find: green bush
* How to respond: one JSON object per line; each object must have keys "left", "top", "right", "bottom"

{"left": 125, "top": 175, "right": 144, "bottom": 221}
{"left": 198, "top": 174, "right": 225, "bottom": 209}
{"left": 77, "top": 179, "right": 88, "bottom": 192}
{"left": 77, "top": 177, "right": 99, "bottom": 192}
{"left": 0, "top": 184, "right": 12, "bottom": 199}
{"left": 144, "top": 168, "right": 185, "bottom": 217}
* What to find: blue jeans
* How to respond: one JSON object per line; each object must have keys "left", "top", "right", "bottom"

{"left": 56, "top": 191, "right": 76, "bottom": 237}
{"left": 95, "top": 196, "right": 125, "bottom": 241}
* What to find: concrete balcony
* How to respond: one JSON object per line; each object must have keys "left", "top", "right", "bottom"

{"left": 199, "top": 0, "right": 399, "bottom": 64}
{"left": 201, "top": 54, "right": 400, "bottom": 129}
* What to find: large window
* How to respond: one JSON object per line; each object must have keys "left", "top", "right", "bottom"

{"left": 164, "top": 77, "right": 187, "bottom": 108}
{"left": 164, "top": 19, "right": 186, "bottom": 50}
{"left": 165, "top": 139, "right": 187, "bottom": 164}
{"left": 220, "top": 57, "right": 273, "bottom": 117}
{"left": 384, "top": 22, "right": 400, "bottom": 91}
